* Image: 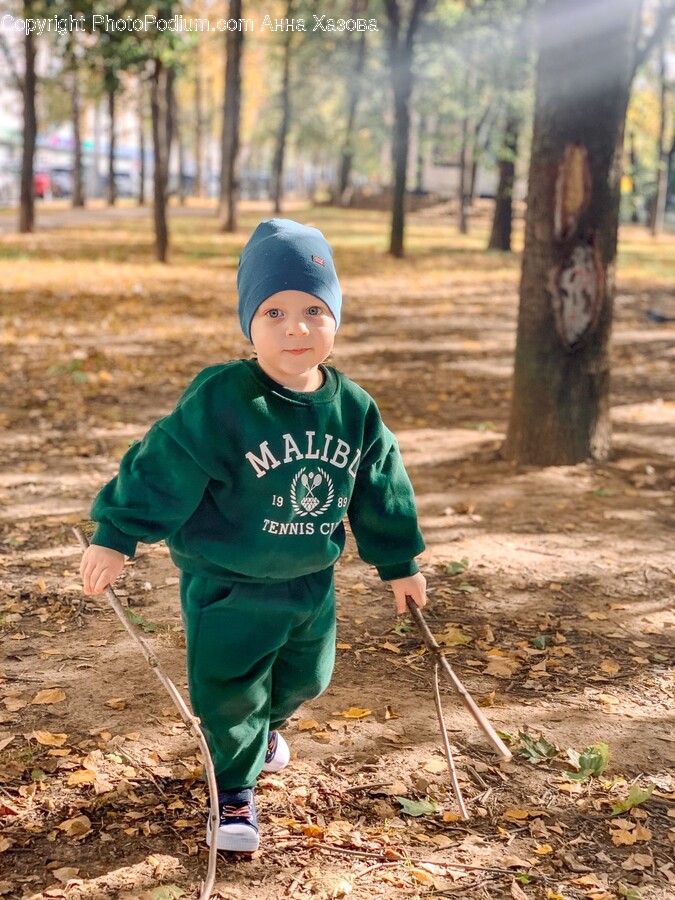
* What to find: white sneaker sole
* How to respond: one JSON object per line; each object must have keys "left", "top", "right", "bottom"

{"left": 262, "top": 732, "right": 290, "bottom": 773}
{"left": 206, "top": 819, "right": 259, "bottom": 852}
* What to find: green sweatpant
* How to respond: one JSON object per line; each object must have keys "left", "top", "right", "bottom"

{"left": 180, "top": 566, "right": 336, "bottom": 791}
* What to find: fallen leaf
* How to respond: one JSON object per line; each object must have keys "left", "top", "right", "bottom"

{"left": 57, "top": 814, "right": 92, "bottom": 839}
{"left": 433, "top": 626, "right": 472, "bottom": 646}
{"left": 422, "top": 758, "right": 447, "bottom": 774}
{"left": 32, "top": 730, "right": 68, "bottom": 747}
{"left": 600, "top": 659, "right": 620, "bottom": 675}
{"left": 3, "top": 697, "right": 27, "bottom": 712}
{"left": 485, "top": 657, "right": 520, "bottom": 678}
{"left": 298, "top": 718, "right": 320, "bottom": 731}
{"left": 395, "top": 796, "right": 439, "bottom": 817}
{"left": 380, "top": 642, "right": 401, "bottom": 654}
{"left": 53, "top": 868, "right": 80, "bottom": 883}
{"left": 621, "top": 853, "right": 653, "bottom": 871}
{"left": 32, "top": 688, "right": 66, "bottom": 705}
{"left": 534, "top": 844, "right": 553, "bottom": 854}
{"left": 502, "top": 809, "right": 532, "bottom": 821}
{"left": 0, "top": 838, "right": 13, "bottom": 853}
{"left": 586, "top": 612, "right": 609, "bottom": 620}
{"left": 477, "top": 690, "right": 495, "bottom": 707}
{"left": 104, "top": 698, "right": 128, "bottom": 710}
{"left": 68, "top": 769, "right": 96, "bottom": 786}
{"left": 335, "top": 707, "right": 371, "bottom": 719}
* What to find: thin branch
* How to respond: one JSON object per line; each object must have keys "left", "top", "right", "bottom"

{"left": 406, "top": 598, "right": 513, "bottom": 763}
{"left": 73, "top": 528, "right": 219, "bottom": 900}
{"left": 433, "top": 662, "right": 469, "bottom": 819}
{"left": 633, "top": 1, "right": 675, "bottom": 75}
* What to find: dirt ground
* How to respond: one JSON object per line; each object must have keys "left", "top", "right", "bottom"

{"left": 0, "top": 205, "right": 673, "bottom": 900}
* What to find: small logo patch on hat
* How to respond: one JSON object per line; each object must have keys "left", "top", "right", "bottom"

{"left": 312, "top": 255, "right": 325, "bottom": 266}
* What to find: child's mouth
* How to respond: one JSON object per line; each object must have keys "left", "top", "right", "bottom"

{"left": 286, "top": 349, "right": 311, "bottom": 355}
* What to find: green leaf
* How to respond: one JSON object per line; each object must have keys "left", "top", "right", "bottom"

{"left": 531, "top": 634, "right": 551, "bottom": 649}
{"left": 151, "top": 888, "right": 185, "bottom": 900}
{"left": 514, "top": 873, "right": 532, "bottom": 885}
{"left": 497, "top": 730, "right": 516, "bottom": 743}
{"left": 391, "top": 621, "right": 414, "bottom": 636}
{"left": 515, "top": 731, "right": 559, "bottom": 764}
{"left": 31, "top": 768, "right": 47, "bottom": 781}
{"left": 459, "top": 583, "right": 479, "bottom": 593}
{"left": 611, "top": 783, "right": 655, "bottom": 815}
{"left": 395, "top": 796, "right": 439, "bottom": 817}
{"left": 563, "top": 742, "right": 610, "bottom": 781}
{"left": 126, "top": 610, "right": 157, "bottom": 633}
{"left": 445, "top": 558, "right": 469, "bottom": 576}
{"left": 618, "top": 883, "right": 642, "bottom": 900}
{"left": 593, "top": 488, "right": 613, "bottom": 497}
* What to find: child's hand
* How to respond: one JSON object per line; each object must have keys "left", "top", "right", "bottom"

{"left": 388, "top": 572, "right": 427, "bottom": 614}
{"left": 80, "top": 545, "right": 125, "bottom": 595}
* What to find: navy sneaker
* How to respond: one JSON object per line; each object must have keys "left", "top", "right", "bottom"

{"left": 262, "top": 730, "right": 290, "bottom": 773}
{"left": 206, "top": 787, "right": 259, "bottom": 852}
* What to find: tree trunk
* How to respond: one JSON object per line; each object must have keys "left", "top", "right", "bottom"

{"left": 220, "top": 0, "right": 244, "bottom": 231}
{"left": 389, "top": 37, "right": 413, "bottom": 257}
{"left": 19, "top": 19, "right": 36, "bottom": 233}
{"left": 195, "top": 41, "right": 204, "bottom": 198}
{"left": 151, "top": 58, "right": 171, "bottom": 262}
{"left": 415, "top": 112, "right": 426, "bottom": 193}
{"left": 505, "top": 0, "right": 642, "bottom": 466}
{"left": 338, "top": 0, "right": 367, "bottom": 204}
{"left": 107, "top": 88, "right": 117, "bottom": 206}
{"left": 70, "top": 49, "right": 85, "bottom": 208}
{"left": 628, "top": 130, "right": 640, "bottom": 223}
{"left": 649, "top": 38, "right": 667, "bottom": 236}
{"left": 272, "top": 6, "right": 293, "bottom": 216}
{"left": 488, "top": 113, "right": 520, "bottom": 251}
{"left": 138, "top": 78, "right": 146, "bottom": 206}
{"left": 457, "top": 65, "right": 474, "bottom": 235}
{"left": 176, "top": 110, "right": 186, "bottom": 206}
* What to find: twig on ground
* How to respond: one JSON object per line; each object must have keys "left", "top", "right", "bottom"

{"left": 73, "top": 527, "right": 219, "bottom": 900}
{"left": 405, "top": 598, "right": 512, "bottom": 763}
{"left": 432, "top": 662, "right": 469, "bottom": 819}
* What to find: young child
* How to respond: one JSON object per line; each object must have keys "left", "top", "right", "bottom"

{"left": 80, "top": 218, "right": 427, "bottom": 853}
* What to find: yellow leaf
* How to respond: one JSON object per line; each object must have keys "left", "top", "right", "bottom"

{"left": 422, "top": 758, "right": 447, "bottom": 774}
{"left": 32, "top": 688, "right": 66, "bottom": 705}
{"left": 32, "top": 730, "right": 68, "bottom": 747}
{"left": 443, "top": 812, "right": 460, "bottom": 822}
{"left": 431, "top": 834, "right": 453, "bottom": 848}
{"left": 36, "top": 579, "right": 47, "bottom": 592}
{"left": 621, "top": 852, "right": 653, "bottom": 870}
{"left": 549, "top": 583, "right": 563, "bottom": 592}
{"left": 335, "top": 707, "right": 371, "bottom": 719}
{"left": 633, "top": 824, "right": 653, "bottom": 842}
{"left": 477, "top": 691, "right": 495, "bottom": 707}
{"left": 336, "top": 643, "right": 352, "bottom": 650}
{"left": 600, "top": 659, "right": 620, "bottom": 675}
{"left": 298, "top": 718, "right": 320, "bottom": 731}
{"left": 502, "top": 808, "right": 532, "bottom": 821}
{"left": 547, "top": 892, "right": 568, "bottom": 900}
{"left": 104, "top": 698, "right": 127, "bottom": 710}
{"left": 586, "top": 612, "right": 609, "bottom": 620}
{"left": 434, "top": 626, "right": 472, "bottom": 646}
{"left": 57, "top": 814, "right": 92, "bottom": 839}
{"left": 303, "top": 824, "right": 324, "bottom": 838}
{"left": 384, "top": 705, "right": 401, "bottom": 720}
{"left": 3, "top": 697, "right": 28, "bottom": 712}
{"left": 410, "top": 868, "right": 435, "bottom": 885}
{"left": 381, "top": 642, "right": 401, "bottom": 654}
{"left": 485, "top": 657, "right": 520, "bottom": 678}
{"left": 598, "top": 693, "right": 620, "bottom": 706}
{"left": 67, "top": 770, "right": 96, "bottom": 786}
{"left": 534, "top": 844, "right": 553, "bottom": 854}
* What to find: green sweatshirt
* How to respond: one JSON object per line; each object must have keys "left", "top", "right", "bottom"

{"left": 91, "top": 359, "right": 425, "bottom": 583}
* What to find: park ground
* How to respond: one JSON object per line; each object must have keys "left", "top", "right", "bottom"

{"left": 0, "top": 202, "right": 673, "bottom": 900}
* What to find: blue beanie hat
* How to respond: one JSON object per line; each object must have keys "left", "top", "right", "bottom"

{"left": 237, "top": 218, "right": 342, "bottom": 341}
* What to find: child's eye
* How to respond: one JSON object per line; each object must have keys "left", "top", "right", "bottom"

{"left": 265, "top": 309, "right": 283, "bottom": 319}
{"left": 307, "top": 306, "right": 323, "bottom": 316}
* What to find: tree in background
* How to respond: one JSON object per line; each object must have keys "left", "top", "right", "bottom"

{"left": 383, "top": 0, "right": 434, "bottom": 257}
{"left": 220, "top": 0, "right": 244, "bottom": 231}
{"left": 505, "top": 0, "right": 672, "bottom": 466}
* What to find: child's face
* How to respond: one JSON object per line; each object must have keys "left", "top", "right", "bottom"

{"left": 250, "top": 290, "right": 336, "bottom": 390}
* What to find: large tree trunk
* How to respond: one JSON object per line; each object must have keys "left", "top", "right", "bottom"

{"left": 70, "top": 49, "right": 85, "bottom": 208}
{"left": 19, "top": 18, "right": 36, "bottom": 233}
{"left": 220, "top": 0, "right": 244, "bottom": 231}
{"left": 488, "top": 113, "right": 520, "bottom": 251}
{"left": 505, "top": 0, "right": 642, "bottom": 465}
{"left": 151, "top": 59, "right": 173, "bottom": 262}
{"left": 457, "top": 65, "right": 474, "bottom": 235}
{"left": 338, "top": 0, "right": 367, "bottom": 203}
{"left": 107, "top": 88, "right": 117, "bottom": 206}
{"left": 649, "top": 38, "right": 668, "bottom": 236}
{"left": 389, "top": 35, "right": 413, "bottom": 257}
{"left": 271, "top": 5, "right": 293, "bottom": 216}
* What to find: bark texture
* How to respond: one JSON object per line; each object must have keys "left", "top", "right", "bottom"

{"left": 19, "top": 20, "right": 36, "bottom": 234}
{"left": 220, "top": 0, "right": 244, "bottom": 232}
{"left": 505, "top": 0, "right": 642, "bottom": 465}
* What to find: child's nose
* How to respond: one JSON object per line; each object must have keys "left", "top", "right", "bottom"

{"left": 287, "top": 319, "right": 310, "bottom": 336}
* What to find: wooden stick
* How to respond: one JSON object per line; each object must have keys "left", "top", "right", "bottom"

{"left": 405, "top": 598, "right": 512, "bottom": 761}
{"left": 73, "top": 528, "right": 219, "bottom": 900}
{"left": 432, "top": 662, "right": 469, "bottom": 819}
